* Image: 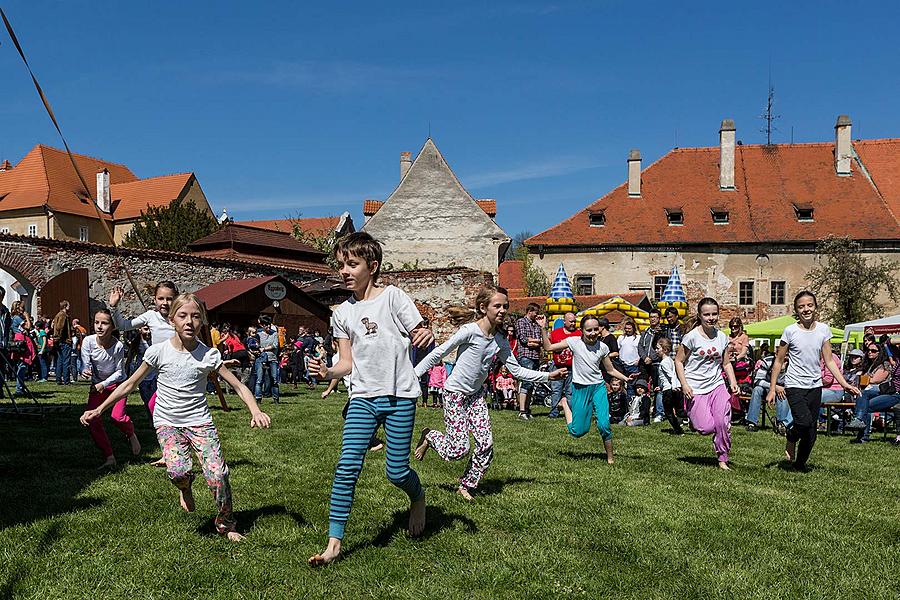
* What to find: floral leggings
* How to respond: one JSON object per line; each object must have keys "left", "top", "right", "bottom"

{"left": 426, "top": 389, "right": 494, "bottom": 491}
{"left": 156, "top": 422, "right": 236, "bottom": 534}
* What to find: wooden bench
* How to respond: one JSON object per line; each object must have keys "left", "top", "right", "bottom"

{"left": 824, "top": 402, "right": 855, "bottom": 435}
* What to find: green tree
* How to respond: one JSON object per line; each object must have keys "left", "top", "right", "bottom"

{"left": 291, "top": 219, "right": 340, "bottom": 270}
{"left": 805, "top": 236, "right": 900, "bottom": 327}
{"left": 504, "top": 230, "right": 533, "bottom": 261}
{"left": 122, "top": 198, "right": 222, "bottom": 252}
{"left": 521, "top": 248, "right": 550, "bottom": 297}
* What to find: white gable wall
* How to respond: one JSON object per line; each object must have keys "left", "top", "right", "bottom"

{"left": 363, "top": 140, "right": 510, "bottom": 274}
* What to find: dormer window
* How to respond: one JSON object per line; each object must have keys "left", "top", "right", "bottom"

{"left": 665, "top": 208, "right": 684, "bottom": 226}
{"left": 588, "top": 211, "right": 605, "bottom": 227}
{"left": 711, "top": 209, "right": 729, "bottom": 224}
{"left": 794, "top": 204, "right": 814, "bottom": 222}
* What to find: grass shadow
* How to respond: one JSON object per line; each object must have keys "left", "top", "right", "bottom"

{"left": 341, "top": 506, "right": 477, "bottom": 560}
{"left": 559, "top": 450, "right": 607, "bottom": 461}
{"left": 436, "top": 477, "right": 537, "bottom": 497}
{"left": 676, "top": 456, "right": 720, "bottom": 467}
{"left": 197, "top": 504, "right": 306, "bottom": 536}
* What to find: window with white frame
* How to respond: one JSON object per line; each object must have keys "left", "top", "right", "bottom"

{"left": 79, "top": 226, "right": 89, "bottom": 242}
{"left": 27, "top": 224, "right": 37, "bottom": 236}
{"left": 0, "top": 227, "right": 9, "bottom": 234}
{"left": 654, "top": 275, "right": 669, "bottom": 301}
{"left": 739, "top": 281, "right": 755, "bottom": 306}
{"left": 770, "top": 281, "right": 786, "bottom": 305}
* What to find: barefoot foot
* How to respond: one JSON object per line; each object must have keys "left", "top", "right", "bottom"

{"left": 129, "top": 434, "right": 141, "bottom": 456}
{"left": 151, "top": 457, "right": 167, "bottom": 467}
{"left": 718, "top": 461, "right": 731, "bottom": 471}
{"left": 226, "top": 531, "right": 245, "bottom": 542}
{"left": 414, "top": 428, "right": 431, "bottom": 461}
{"left": 97, "top": 456, "right": 117, "bottom": 471}
{"left": 308, "top": 538, "right": 341, "bottom": 567}
{"left": 408, "top": 496, "right": 426, "bottom": 537}
{"left": 368, "top": 437, "right": 384, "bottom": 452}
{"left": 457, "top": 486, "right": 474, "bottom": 501}
{"left": 179, "top": 487, "right": 195, "bottom": 512}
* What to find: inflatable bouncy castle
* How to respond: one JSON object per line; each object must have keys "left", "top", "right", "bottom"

{"left": 544, "top": 264, "right": 577, "bottom": 330}
{"left": 657, "top": 266, "right": 688, "bottom": 319}
{"left": 578, "top": 296, "right": 651, "bottom": 331}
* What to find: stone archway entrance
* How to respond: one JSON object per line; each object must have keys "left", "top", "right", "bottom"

{"left": 0, "top": 241, "right": 46, "bottom": 315}
{"left": 0, "top": 265, "right": 37, "bottom": 315}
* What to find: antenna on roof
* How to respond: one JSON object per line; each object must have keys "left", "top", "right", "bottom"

{"left": 428, "top": 121, "right": 431, "bottom": 139}
{"left": 759, "top": 65, "right": 780, "bottom": 146}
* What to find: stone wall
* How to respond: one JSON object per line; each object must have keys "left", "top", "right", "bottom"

{"left": 0, "top": 233, "right": 323, "bottom": 318}
{"left": 379, "top": 267, "right": 495, "bottom": 342}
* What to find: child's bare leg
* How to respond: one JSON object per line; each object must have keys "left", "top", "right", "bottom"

{"left": 414, "top": 427, "right": 431, "bottom": 461}
{"left": 409, "top": 496, "right": 426, "bottom": 536}
{"left": 561, "top": 397, "right": 573, "bottom": 425}
{"left": 604, "top": 439, "right": 614, "bottom": 464}
{"left": 309, "top": 537, "right": 342, "bottom": 566}
{"left": 785, "top": 439, "right": 796, "bottom": 462}
{"left": 718, "top": 460, "right": 731, "bottom": 470}
{"left": 457, "top": 486, "right": 474, "bottom": 501}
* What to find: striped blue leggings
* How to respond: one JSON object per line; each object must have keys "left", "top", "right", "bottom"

{"left": 329, "top": 396, "right": 424, "bottom": 540}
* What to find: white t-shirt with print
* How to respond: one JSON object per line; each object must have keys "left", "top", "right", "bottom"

{"left": 779, "top": 321, "right": 832, "bottom": 388}
{"left": 681, "top": 328, "right": 728, "bottom": 395}
{"left": 143, "top": 339, "right": 222, "bottom": 428}
{"left": 567, "top": 337, "right": 610, "bottom": 386}
{"left": 618, "top": 334, "right": 640, "bottom": 366}
{"left": 331, "top": 285, "right": 423, "bottom": 399}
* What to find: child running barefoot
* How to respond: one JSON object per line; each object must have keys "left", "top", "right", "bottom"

{"left": 675, "top": 297, "right": 740, "bottom": 471}
{"left": 80, "top": 309, "right": 141, "bottom": 470}
{"left": 541, "top": 314, "right": 632, "bottom": 464}
{"left": 767, "top": 291, "right": 859, "bottom": 470}
{"left": 80, "top": 293, "right": 270, "bottom": 542}
{"left": 412, "top": 285, "right": 566, "bottom": 500}
{"left": 307, "top": 232, "right": 434, "bottom": 567}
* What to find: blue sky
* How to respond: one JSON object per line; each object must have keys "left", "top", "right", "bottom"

{"left": 2, "top": 1, "right": 900, "bottom": 237}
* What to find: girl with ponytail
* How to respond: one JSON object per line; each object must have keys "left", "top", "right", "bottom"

{"left": 675, "top": 297, "right": 740, "bottom": 470}
{"left": 413, "top": 285, "right": 566, "bottom": 500}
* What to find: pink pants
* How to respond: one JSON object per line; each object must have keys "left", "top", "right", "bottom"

{"left": 87, "top": 385, "right": 134, "bottom": 459}
{"left": 689, "top": 383, "right": 731, "bottom": 463}
{"left": 148, "top": 392, "right": 156, "bottom": 415}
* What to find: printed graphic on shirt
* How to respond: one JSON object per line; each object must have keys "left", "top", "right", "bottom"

{"left": 361, "top": 317, "right": 379, "bottom": 335}
{"left": 696, "top": 347, "right": 721, "bottom": 361}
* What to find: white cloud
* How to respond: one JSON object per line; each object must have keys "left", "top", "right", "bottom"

{"left": 464, "top": 157, "right": 604, "bottom": 187}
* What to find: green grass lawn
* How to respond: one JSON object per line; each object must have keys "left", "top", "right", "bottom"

{"left": 1, "top": 380, "right": 898, "bottom": 599}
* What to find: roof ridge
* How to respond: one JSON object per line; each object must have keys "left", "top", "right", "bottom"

{"left": 35, "top": 143, "right": 133, "bottom": 170}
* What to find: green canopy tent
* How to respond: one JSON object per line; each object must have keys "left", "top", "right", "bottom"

{"left": 732, "top": 315, "right": 863, "bottom": 348}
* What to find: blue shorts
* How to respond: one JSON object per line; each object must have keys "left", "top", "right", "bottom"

{"left": 518, "top": 357, "right": 540, "bottom": 392}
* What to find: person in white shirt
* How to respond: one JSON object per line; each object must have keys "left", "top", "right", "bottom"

{"left": 541, "top": 314, "right": 633, "bottom": 464}
{"left": 618, "top": 320, "right": 641, "bottom": 396}
{"left": 80, "top": 309, "right": 140, "bottom": 470}
{"left": 306, "top": 232, "right": 434, "bottom": 567}
{"left": 81, "top": 293, "right": 270, "bottom": 542}
{"left": 655, "top": 337, "right": 683, "bottom": 435}
{"left": 675, "top": 297, "right": 739, "bottom": 470}
{"left": 413, "top": 285, "right": 566, "bottom": 500}
{"left": 766, "top": 290, "right": 859, "bottom": 471}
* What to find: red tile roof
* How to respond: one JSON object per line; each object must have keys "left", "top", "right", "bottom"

{"left": 363, "top": 198, "right": 497, "bottom": 217}
{"left": 111, "top": 173, "right": 193, "bottom": 219}
{"left": 237, "top": 216, "right": 340, "bottom": 236}
{"left": 0, "top": 144, "right": 137, "bottom": 219}
{"left": 363, "top": 199, "right": 384, "bottom": 216}
{"left": 527, "top": 140, "right": 900, "bottom": 248}
{"left": 189, "top": 223, "right": 324, "bottom": 256}
{"left": 498, "top": 260, "right": 525, "bottom": 296}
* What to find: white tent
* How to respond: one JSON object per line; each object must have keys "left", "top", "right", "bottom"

{"left": 842, "top": 313, "right": 900, "bottom": 341}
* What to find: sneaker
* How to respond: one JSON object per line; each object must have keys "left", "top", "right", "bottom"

{"left": 652, "top": 415, "right": 665, "bottom": 423}
{"left": 518, "top": 412, "right": 530, "bottom": 421}
{"left": 745, "top": 423, "right": 758, "bottom": 432}
{"left": 548, "top": 410, "right": 560, "bottom": 419}
{"left": 527, "top": 413, "right": 534, "bottom": 420}
{"left": 846, "top": 417, "right": 867, "bottom": 430}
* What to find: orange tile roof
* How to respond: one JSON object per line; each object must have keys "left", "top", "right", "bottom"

{"left": 498, "top": 260, "right": 525, "bottom": 295}
{"left": 238, "top": 216, "right": 340, "bottom": 236}
{"left": 0, "top": 144, "right": 137, "bottom": 219}
{"left": 363, "top": 199, "right": 384, "bottom": 215}
{"left": 363, "top": 198, "right": 497, "bottom": 217}
{"left": 111, "top": 173, "right": 193, "bottom": 220}
{"left": 527, "top": 140, "right": 900, "bottom": 248}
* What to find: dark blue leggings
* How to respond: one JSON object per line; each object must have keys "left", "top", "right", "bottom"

{"left": 328, "top": 396, "right": 423, "bottom": 539}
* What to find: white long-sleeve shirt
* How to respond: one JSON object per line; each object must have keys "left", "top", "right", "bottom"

{"left": 80, "top": 334, "right": 125, "bottom": 388}
{"left": 658, "top": 355, "right": 681, "bottom": 391}
{"left": 111, "top": 307, "right": 175, "bottom": 344}
{"left": 414, "top": 322, "right": 548, "bottom": 395}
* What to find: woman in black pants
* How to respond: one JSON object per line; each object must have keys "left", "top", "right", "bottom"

{"left": 767, "top": 291, "right": 859, "bottom": 470}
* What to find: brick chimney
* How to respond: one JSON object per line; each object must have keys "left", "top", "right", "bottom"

{"left": 719, "top": 119, "right": 736, "bottom": 190}
{"left": 0, "top": 159, "right": 11, "bottom": 172}
{"left": 835, "top": 115, "right": 852, "bottom": 176}
{"left": 400, "top": 151, "right": 412, "bottom": 180}
{"left": 627, "top": 149, "right": 641, "bottom": 197}
{"left": 96, "top": 168, "right": 111, "bottom": 213}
